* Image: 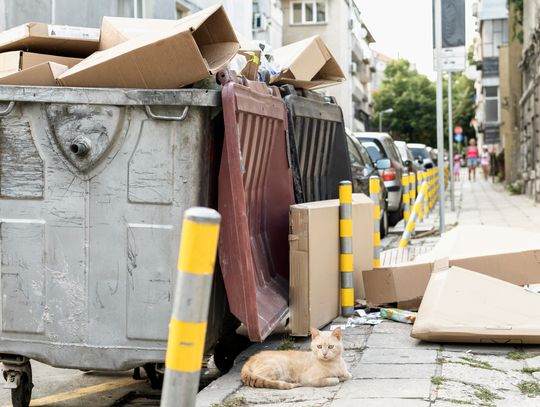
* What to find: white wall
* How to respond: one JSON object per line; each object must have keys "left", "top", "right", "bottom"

{"left": 195, "top": 0, "right": 253, "bottom": 39}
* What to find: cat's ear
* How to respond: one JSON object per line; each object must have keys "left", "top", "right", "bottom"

{"left": 310, "top": 327, "right": 320, "bottom": 338}
{"left": 332, "top": 327, "right": 342, "bottom": 340}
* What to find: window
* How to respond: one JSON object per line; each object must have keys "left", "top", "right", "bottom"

{"left": 359, "top": 139, "right": 386, "bottom": 162}
{"left": 291, "top": 1, "right": 327, "bottom": 24}
{"left": 484, "top": 86, "right": 499, "bottom": 123}
{"left": 358, "top": 143, "right": 375, "bottom": 168}
{"left": 482, "top": 19, "right": 508, "bottom": 58}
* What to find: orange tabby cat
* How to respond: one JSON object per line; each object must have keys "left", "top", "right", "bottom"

{"left": 241, "top": 327, "right": 351, "bottom": 389}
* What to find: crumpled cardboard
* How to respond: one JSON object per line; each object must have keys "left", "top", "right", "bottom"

{"left": 270, "top": 35, "right": 345, "bottom": 90}
{"left": 411, "top": 266, "right": 540, "bottom": 344}
{"left": 363, "top": 225, "right": 540, "bottom": 309}
{"left": 0, "top": 62, "right": 67, "bottom": 86}
{"left": 0, "top": 51, "right": 80, "bottom": 78}
{"left": 0, "top": 22, "right": 99, "bottom": 57}
{"left": 58, "top": 5, "right": 239, "bottom": 89}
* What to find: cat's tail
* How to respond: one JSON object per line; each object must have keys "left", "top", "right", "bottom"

{"left": 240, "top": 364, "right": 300, "bottom": 390}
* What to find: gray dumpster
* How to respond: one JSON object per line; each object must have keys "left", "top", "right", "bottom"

{"left": 0, "top": 86, "right": 230, "bottom": 405}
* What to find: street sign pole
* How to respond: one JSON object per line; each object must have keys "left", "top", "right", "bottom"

{"left": 435, "top": 0, "right": 445, "bottom": 233}
{"left": 448, "top": 73, "right": 455, "bottom": 211}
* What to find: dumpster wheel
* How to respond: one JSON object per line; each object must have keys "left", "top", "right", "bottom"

{"left": 6, "top": 362, "right": 32, "bottom": 407}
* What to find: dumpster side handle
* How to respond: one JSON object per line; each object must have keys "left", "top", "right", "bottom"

{"left": 0, "top": 102, "right": 15, "bottom": 117}
{"left": 145, "top": 105, "right": 189, "bottom": 121}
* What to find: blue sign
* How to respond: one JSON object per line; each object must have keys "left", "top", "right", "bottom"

{"left": 454, "top": 133, "right": 463, "bottom": 142}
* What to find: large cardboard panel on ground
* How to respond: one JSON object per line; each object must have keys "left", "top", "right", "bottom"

{"left": 411, "top": 266, "right": 540, "bottom": 344}
{"left": 0, "top": 23, "right": 99, "bottom": 57}
{"left": 363, "top": 225, "right": 540, "bottom": 308}
{"left": 271, "top": 35, "right": 345, "bottom": 90}
{"left": 0, "top": 51, "right": 80, "bottom": 78}
{"left": 0, "top": 62, "right": 67, "bottom": 86}
{"left": 289, "top": 194, "right": 373, "bottom": 336}
{"left": 58, "top": 5, "right": 239, "bottom": 89}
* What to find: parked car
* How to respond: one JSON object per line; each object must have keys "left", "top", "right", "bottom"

{"left": 394, "top": 140, "right": 421, "bottom": 174}
{"left": 356, "top": 132, "right": 406, "bottom": 226}
{"left": 346, "top": 132, "right": 389, "bottom": 237}
{"left": 407, "top": 143, "right": 435, "bottom": 170}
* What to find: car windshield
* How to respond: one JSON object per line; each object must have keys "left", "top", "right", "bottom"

{"left": 410, "top": 147, "right": 429, "bottom": 159}
{"left": 359, "top": 139, "right": 385, "bottom": 162}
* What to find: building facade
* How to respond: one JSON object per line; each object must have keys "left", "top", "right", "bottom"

{"left": 370, "top": 50, "right": 393, "bottom": 92}
{"left": 471, "top": 0, "right": 509, "bottom": 149}
{"left": 253, "top": 0, "right": 283, "bottom": 48}
{"left": 520, "top": 0, "right": 540, "bottom": 199}
{"left": 281, "top": 0, "right": 375, "bottom": 131}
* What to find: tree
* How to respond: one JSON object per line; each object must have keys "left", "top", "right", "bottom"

{"left": 373, "top": 60, "right": 436, "bottom": 145}
{"left": 373, "top": 59, "right": 476, "bottom": 150}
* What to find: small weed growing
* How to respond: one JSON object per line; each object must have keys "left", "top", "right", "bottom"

{"left": 278, "top": 336, "right": 297, "bottom": 351}
{"left": 522, "top": 367, "right": 540, "bottom": 374}
{"left": 438, "top": 398, "right": 473, "bottom": 405}
{"left": 507, "top": 351, "right": 540, "bottom": 360}
{"left": 517, "top": 380, "right": 540, "bottom": 397}
{"left": 431, "top": 376, "right": 446, "bottom": 385}
{"left": 211, "top": 397, "right": 247, "bottom": 407}
{"left": 436, "top": 357, "right": 447, "bottom": 365}
{"left": 472, "top": 384, "right": 501, "bottom": 404}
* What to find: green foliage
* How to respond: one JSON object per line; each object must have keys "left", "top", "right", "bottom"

{"left": 277, "top": 335, "right": 297, "bottom": 350}
{"left": 373, "top": 60, "right": 475, "bottom": 148}
{"left": 211, "top": 397, "right": 247, "bottom": 407}
{"left": 508, "top": 0, "right": 524, "bottom": 43}
{"left": 507, "top": 351, "right": 540, "bottom": 360}
{"left": 431, "top": 376, "right": 446, "bottom": 385}
{"left": 517, "top": 380, "right": 540, "bottom": 397}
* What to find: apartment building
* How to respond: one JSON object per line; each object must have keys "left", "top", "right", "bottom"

{"left": 281, "top": 0, "right": 376, "bottom": 131}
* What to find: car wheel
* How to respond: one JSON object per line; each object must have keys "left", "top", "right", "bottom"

{"left": 380, "top": 206, "right": 389, "bottom": 238}
{"left": 388, "top": 209, "right": 402, "bottom": 227}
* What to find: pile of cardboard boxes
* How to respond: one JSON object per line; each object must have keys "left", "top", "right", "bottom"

{"left": 0, "top": 5, "right": 344, "bottom": 90}
{"left": 289, "top": 220, "right": 540, "bottom": 344}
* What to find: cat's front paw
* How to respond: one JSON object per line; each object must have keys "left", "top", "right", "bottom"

{"left": 326, "top": 377, "right": 340, "bottom": 386}
{"left": 339, "top": 371, "right": 352, "bottom": 381}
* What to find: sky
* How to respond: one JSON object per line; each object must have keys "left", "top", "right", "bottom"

{"left": 360, "top": 0, "right": 477, "bottom": 80}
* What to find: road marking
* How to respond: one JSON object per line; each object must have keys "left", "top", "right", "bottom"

{"left": 6, "top": 377, "right": 140, "bottom": 407}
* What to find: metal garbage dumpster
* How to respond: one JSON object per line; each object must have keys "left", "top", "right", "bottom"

{"left": 0, "top": 85, "right": 233, "bottom": 404}
{"left": 216, "top": 72, "right": 294, "bottom": 342}
{"left": 280, "top": 85, "right": 353, "bottom": 203}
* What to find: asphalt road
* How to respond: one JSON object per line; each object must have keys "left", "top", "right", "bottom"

{"left": 0, "top": 362, "right": 159, "bottom": 407}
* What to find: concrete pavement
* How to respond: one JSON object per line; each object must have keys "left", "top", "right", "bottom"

{"left": 199, "top": 175, "right": 540, "bottom": 407}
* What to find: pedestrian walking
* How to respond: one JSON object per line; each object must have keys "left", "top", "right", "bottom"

{"left": 466, "top": 138, "right": 479, "bottom": 181}
{"left": 453, "top": 153, "right": 461, "bottom": 181}
{"left": 480, "top": 146, "right": 490, "bottom": 181}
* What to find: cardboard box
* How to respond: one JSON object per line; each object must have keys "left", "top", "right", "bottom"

{"left": 98, "top": 16, "right": 176, "bottom": 50}
{"left": 289, "top": 194, "right": 373, "bottom": 336}
{"left": 0, "top": 51, "right": 81, "bottom": 78}
{"left": 0, "top": 23, "right": 99, "bottom": 57}
{"left": 0, "top": 62, "right": 68, "bottom": 86}
{"left": 270, "top": 35, "right": 345, "bottom": 90}
{"left": 58, "top": 5, "right": 239, "bottom": 89}
{"left": 363, "top": 225, "right": 540, "bottom": 308}
{"left": 411, "top": 266, "right": 540, "bottom": 344}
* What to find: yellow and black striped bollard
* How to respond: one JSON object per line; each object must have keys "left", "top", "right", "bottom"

{"left": 161, "top": 207, "right": 221, "bottom": 407}
{"left": 399, "top": 182, "right": 429, "bottom": 248}
{"left": 402, "top": 174, "right": 410, "bottom": 222}
{"left": 409, "top": 172, "right": 416, "bottom": 203}
{"left": 369, "top": 176, "right": 381, "bottom": 268}
{"left": 339, "top": 181, "right": 354, "bottom": 317}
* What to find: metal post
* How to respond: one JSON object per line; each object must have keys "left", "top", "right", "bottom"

{"left": 448, "top": 73, "right": 455, "bottom": 211}
{"left": 161, "top": 207, "right": 221, "bottom": 407}
{"left": 399, "top": 182, "right": 429, "bottom": 248}
{"left": 339, "top": 181, "right": 354, "bottom": 316}
{"left": 369, "top": 176, "right": 381, "bottom": 268}
{"left": 435, "top": 0, "right": 445, "bottom": 233}
{"left": 402, "top": 174, "right": 410, "bottom": 222}
{"left": 379, "top": 112, "right": 383, "bottom": 132}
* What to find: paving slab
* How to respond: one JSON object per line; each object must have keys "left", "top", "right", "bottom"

{"left": 335, "top": 378, "right": 432, "bottom": 399}
{"left": 330, "top": 398, "right": 430, "bottom": 407}
{"left": 360, "top": 348, "right": 438, "bottom": 364}
{"left": 351, "top": 363, "right": 437, "bottom": 379}
{"left": 366, "top": 333, "right": 439, "bottom": 349}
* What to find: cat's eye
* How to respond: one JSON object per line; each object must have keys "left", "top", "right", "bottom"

{"left": 328, "top": 345, "right": 334, "bottom": 349}
{"left": 317, "top": 345, "right": 322, "bottom": 349}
